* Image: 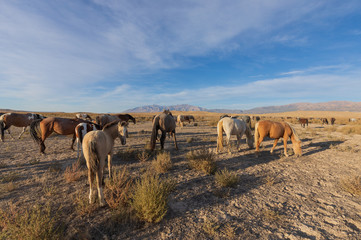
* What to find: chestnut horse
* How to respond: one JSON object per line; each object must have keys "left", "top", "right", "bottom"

{"left": 216, "top": 117, "right": 253, "bottom": 153}
{"left": 75, "top": 122, "right": 102, "bottom": 159}
{"left": 322, "top": 118, "right": 329, "bottom": 125}
{"left": 82, "top": 120, "right": 128, "bottom": 206}
{"left": 330, "top": 118, "right": 336, "bottom": 125}
{"left": 150, "top": 110, "right": 178, "bottom": 151}
{"left": 30, "top": 117, "right": 90, "bottom": 153}
{"left": 0, "top": 113, "right": 45, "bottom": 141}
{"left": 255, "top": 120, "right": 302, "bottom": 157}
{"left": 298, "top": 118, "right": 308, "bottom": 128}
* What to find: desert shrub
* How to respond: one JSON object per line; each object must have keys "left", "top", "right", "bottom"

{"left": 152, "top": 151, "right": 172, "bottom": 173}
{"left": 137, "top": 150, "right": 151, "bottom": 162}
{"left": 340, "top": 176, "right": 361, "bottom": 196}
{"left": 64, "top": 162, "right": 83, "bottom": 183}
{"left": 337, "top": 125, "right": 361, "bottom": 135}
{"left": 262, "top": 209, "right": 284, "bottom": 224}
{"left": 0, "top": 203, "right": 64, "bottom": 240}
{"left": 215, "top": 168, "right": 239, "bottom": 188}
{"left": 202, "top": 219, "right": 220, "bottom": 237}
{"left": 73, "top": 191, "right": 97, "bottom": 216}
{"left": 105, "top": 168, "right": 133, "bottom": 210}
{"left": 131, "top": 172, "right": 175, "bottom": 223}
{"left": 187, "top": 148, "right": 217, "bottom": 175}
{"left": 186, "top": 137, "right": 194, "bottom": 143}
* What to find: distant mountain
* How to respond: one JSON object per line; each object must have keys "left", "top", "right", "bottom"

{"left": 243, "top": 101, "right": 361, "bottom": 114}
{"left": 123, "top": 104, "right": 243, "bottom": 113}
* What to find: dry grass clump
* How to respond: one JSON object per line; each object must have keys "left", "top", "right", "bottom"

{"left": 337, "top": 125, "right": 361, "bottom": 135}
{"left": 0, "top": 202, "right": 64, "bottom": 240}
{"left": 105, "top": 167, "right": 133, "bottom": 210}
{"left": 0, "top": 160, "right": 7, "bottom": 168}
{"left": 186, "top": 137, "right": 194, "bottom": 143}
{"left": 340, "top": 176, "right": 361, "bottom": 196}
{"left": 64, "top": 162, "right": 83, "bottom": 183}
{"left": 73, "top": 191, "right": 98, "bottom": 216}
{"left": 187, "top": 148, "right": 217, "bottom": 175}
{"left": 208, "top": 120, "right": 219, "bottom": 127}
{"left": 131, "top": 172, "right": 175, "bottom": 223}
{"left": 215, "top": 168, "right": 239, "bottom": 188}
{"left": 262, "top": 209, "right": 284, "bottom": 224}
{"left": 137, "top": 150, "right": 151, "bottom": 162}
{"left": 152, "top": 151, "right": 172, "bottom": 173}
{"left": 202, "top": 219, "right": 220, "bottom": 237}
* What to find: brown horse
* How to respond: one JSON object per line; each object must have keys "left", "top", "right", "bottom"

{"left": 322, "top": 118, "right": 329, "bottom": 125}
{"left": 177, "top": 114, "right": 195, "bottom": 127}
{"left": 255, "top": 120, "right": 302, "bottom": 157}
{"left": 151, "top": 110, "right": 178, "bottom": 151}
{"left": 0, "top": 113, "right": 45, "bottom": 141}
{"left": 114, "top": 114, "right": 136, "bottom": 124}
{"left": 298, "top": 118, "right": 308, "bottom": 128}
{"left": 95, "top": 114, "right": 136, "bottom": 128}
{"left": 330, "top": 118, "right": 336, "bottom": 125}
{"left": 82, "top": 120, "right": 128, "bottom": 206}
{"left": 30, "top": 117, "right": 90, "bottom": 153}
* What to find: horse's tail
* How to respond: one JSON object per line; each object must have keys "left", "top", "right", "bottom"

{"left": 30, "top": 119, "right": 42, "bottom": 145}
{"left": 0, "top": 119, "right": 4, "bottom": 141}
{"left": 254, "top": 122, "right": 260, "bottom": 147}
{"left": 216, "top": 119, "right": 224, "bottom": 152}
{"left": 84, "top": 140, "right": 100, "bottom": 173}
{"left": 150, "top": 117, "right": 158, "bottom": 151}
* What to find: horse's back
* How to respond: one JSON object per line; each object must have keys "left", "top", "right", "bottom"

{"left": 159, "top": 113, "right": 176, "bottom": 131}
{"left": 83, "top": 130, "right": 110, "bottom": 157}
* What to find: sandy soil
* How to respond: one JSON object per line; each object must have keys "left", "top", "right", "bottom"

{"left": 1, "top": 115, "right": 361, "bottom": 239}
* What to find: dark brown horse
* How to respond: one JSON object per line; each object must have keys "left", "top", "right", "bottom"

{"left": 114, "top": 114, "right": 136, "bottom": 124}
{"left": 298, "top": 118, "right": 308, "bottom": 128}
{"left": 330, "top": 118, "right": 336, "bottom": 125}
{"left": 150, "top": 110, "right": 178, "bottom": 151}
{"left": 255, "top": 120, "right": 302, "bottom": 157}
{"left": 96, "top": 114, "right": 136, "bottom": 128}
{"left": 322, "top": 118, "right": 329, "bottom": 125}
{"left": 30, "top": 117, "right": 90, "bottom": 153}
{"left": 0, "top": 113, "right": 45, "bottom": 141}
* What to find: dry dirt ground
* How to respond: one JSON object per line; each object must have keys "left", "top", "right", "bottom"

{"left": 1, "top": 114, "right": 361, "bottom": 239}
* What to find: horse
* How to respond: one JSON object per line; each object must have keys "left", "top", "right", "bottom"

{"left": 255, "top": 120, "right": 302, "bottom": 157}
{"left": 349, "top": 118, "right": 357, "bottom": 123}
{"left": 75, "top": 113, "right": 93, "bottom": 121}
{"left": 150, "top": 110, "right": 178, "bottom": 151}
{"left": 321, "top": 118, "right": 329, "bottom": 125}
{"left": 253, "top": 116, "right": 261, "bottom": 122}
{"left": 95, "top": 114, "right": 119, "bottom": 128}
{"left": 75, "top": 122, "right": 102, "bottom": 159}
{"left": 330, "top": 118, "right": 336, "bottom": 125}
{"left": 177, "top": 115, "right": 195, "bottom": 127}
{"left": 30, "top": 117, "right": 90, "bottom": 153}
{"left": 113, "top": 114, "right": 136, "bottom": 124}
{"left": 298, "top": 118, "right": 308, "bottom": 128}
{"left": 239, "top": 115, "right": 252, "bottom": 129}
{"left": 0, "top": 113, "right": 45, "bottom": 141}
{"left": 82, "top": 120, "right": 128, "bottom": 206}
{"left": 216, "top": 117, "right": 254, "bottom": 153}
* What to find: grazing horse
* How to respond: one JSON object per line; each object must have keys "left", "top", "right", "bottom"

{"left": 216, "top": 117, "right": 253, "bottom": 153}
{"left": 177, "top": 115, "right": 195, "bottom": 127}
{"left": 150, "top": 110, "right": 178, "bottom": 151}
{"left": 75, "top": 113, "right": 93, "bottom": 121}
{"left": 75, "top": 122, "right": 102, "bottom": 159}
{"left": 330, "top": 118, "right": 336, "bottom": 125}
{"left": 114, "top": 114, "right": 136, "bottom": 124}
{"left": 255, "top": 120, "right": 302, "bottom": 157}
{"left": 298, "top": 118, "right": 308, "bottom": 128}
{"left": 349, "top": 118, "right": 357, "bottom": 123}
{"left": 83, "top": 120, "right": 128, "bottom": 206}
{"left": 239, "top": 115, "right": 252, "bottom": 129}
{"left": 30, "top": 117, "right": 90, "bottom": 153}
{"left": 0, "top": 113, "right": 45, "bottom": 141}
{"left": 322, "top": 118, "right": 329, "bottom": 125}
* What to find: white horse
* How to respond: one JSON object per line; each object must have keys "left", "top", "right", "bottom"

{"left": 75, "top": 122, "right": 102, "bottom": 159}
{"left": 216, "top": 117, "right": 254, "bottom": 153}
{"left": 75, "top": 113, "right": 92, "bottom": 121}
{"left": 82, "top": 120, "right": 128, "bottom": 206}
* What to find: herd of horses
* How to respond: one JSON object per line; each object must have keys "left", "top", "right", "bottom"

{"left": 0, "top": 110, "right": 353, "bottom": 206}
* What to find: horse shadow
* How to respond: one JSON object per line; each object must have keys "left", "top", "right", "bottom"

{"left": 301, "top": 140, "right": 344, "bottom": 156}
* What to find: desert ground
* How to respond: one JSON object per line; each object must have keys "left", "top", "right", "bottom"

{"left": 1, "top": 111, "right": 361, "bottom": 239}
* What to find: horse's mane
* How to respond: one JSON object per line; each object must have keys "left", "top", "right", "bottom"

{"left": 102, "top": 120, "right": 120, "bottom": 131}
{"left": 288, "top": 123, "right": 301, "bottom": 142}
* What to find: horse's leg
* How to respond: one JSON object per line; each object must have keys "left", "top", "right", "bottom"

{"left": 96, "top": 168, "right": 106, "bottom": 207}
{"left": 236, "top": 134, "right": 241, "bottom": 151}
{"left": 76, "top": 138, "right": 80, "bottom": 159}
{"left": 6, "top": 126, "right": 15, "bottom": 139}
{"left": 226, "top": 132, "right": 231, "bottom": 154}
{"left": 270, "top": 139, "right": 279, "bottom": 154}
{"left": 160, "top": 131, "right": 166, "bottom": 150}
{"left": 88, "top": 169, "right": 95, "bottom": 204}
{"left": 172, "top": 130, "right": 178, "bottom": 150}
{"left": 255, "top": 135, "right": 265, "bottom": 154}
{"left": 18, "top": 126, "right": 27, "bottom": 139}
{"left": 107, "top": 153, "right": 113, "bottom": 179}
{"left": 70, "top": 133, "right": 76, "bottom": 150}
{"left": 283, "top": 136, "right": 289, "bottom": 157}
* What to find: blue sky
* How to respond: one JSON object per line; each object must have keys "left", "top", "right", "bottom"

{"left": 1, "top": 0, "right": 361, "bottom": 113}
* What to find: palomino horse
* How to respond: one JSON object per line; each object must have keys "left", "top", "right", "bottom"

{"left": 216, "top": 117, "right": 253, "bottom": 153}
{"left": 298, "top": 118, "right": 308, "bottom": 128}
{"left": 82, "top": 120, "right": 128, "bottom": 206}
{"left": 177, "top": 114, "right": 195, "bottom": 127}
{"left": 75, "top": 122, "right": 102, "bottom": 159}
{"left": 255, "top": 120, "right": 302, "bottom": 157}
{"left": 30, "top": 117, "right": 90, "bottom": 153}
{"left": 0, "top": 113, "right": 45, "bottom": 141}
{"left": 150, "top": 110, "right": 178, "bottom": 151}
{"left": 75, "top": 113, "right": 93, "bottom": 121}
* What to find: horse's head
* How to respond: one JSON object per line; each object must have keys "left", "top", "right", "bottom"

{"left": 118, "top": 121, "right": 128, "bottom": 145}
{"left": 292, "top": 140, "right": 302, "bottom": 157}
